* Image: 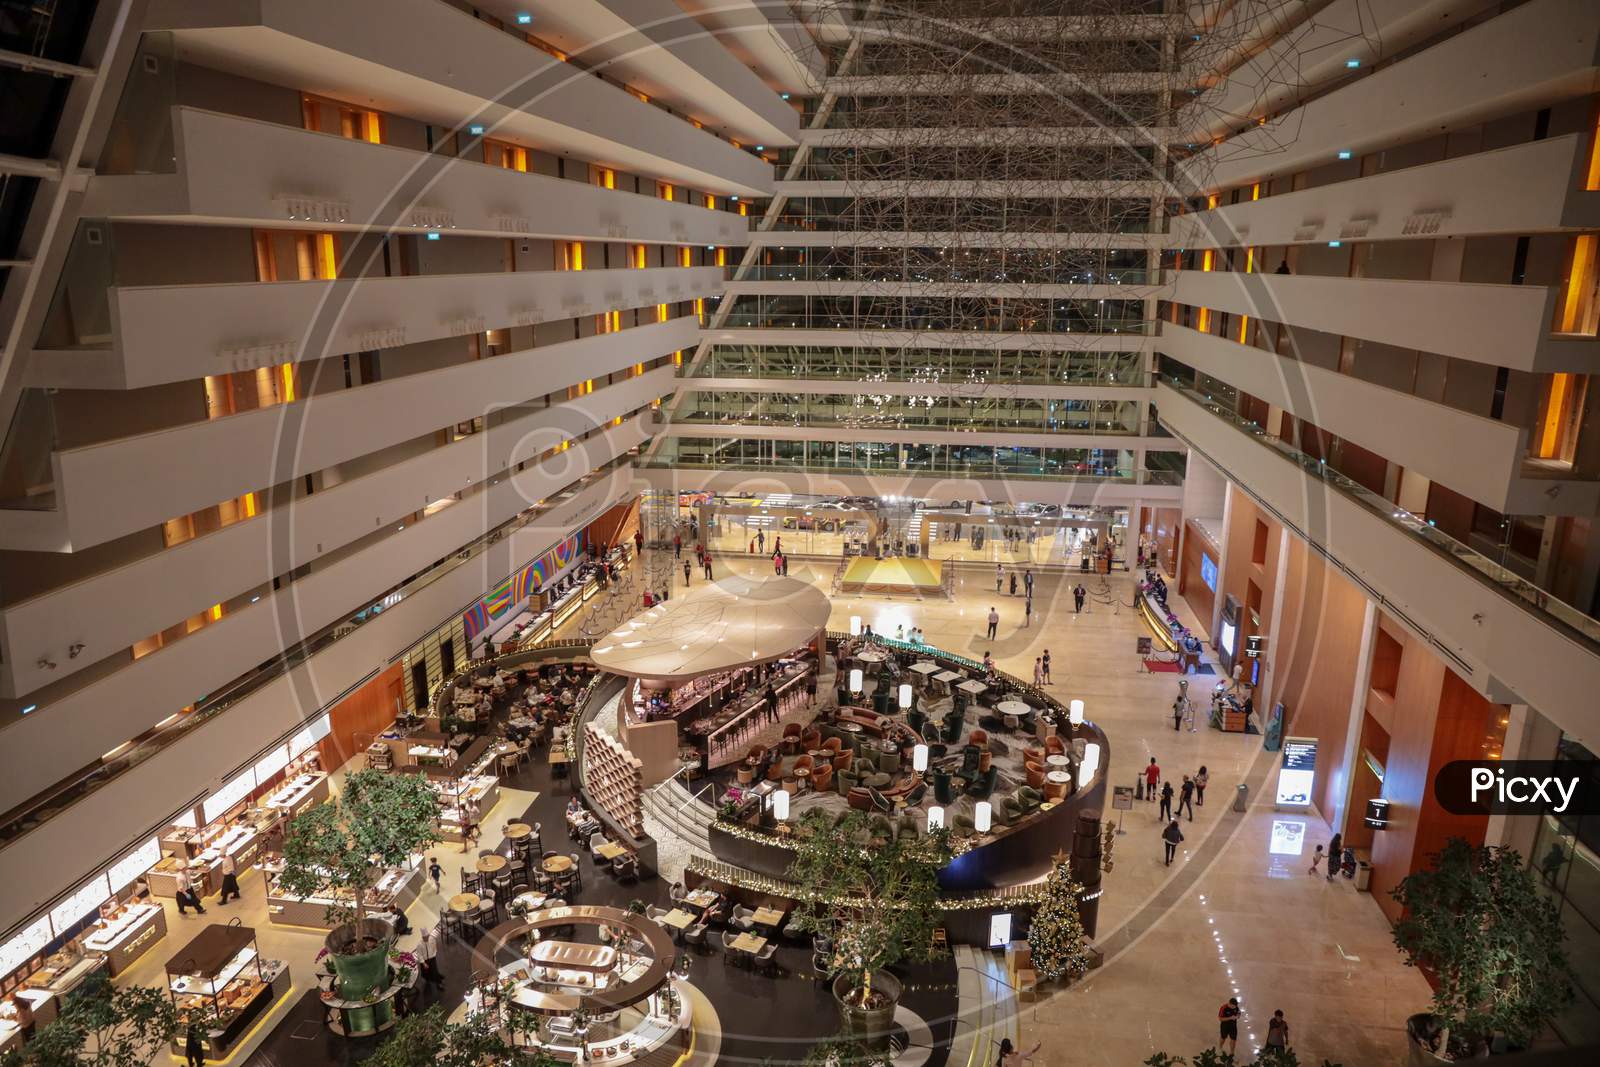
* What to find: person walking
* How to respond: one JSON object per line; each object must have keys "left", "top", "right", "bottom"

{"left": 217, "top": 853, "right": 241, "bottom": 904}
{"left": 1159, "top": 780, "right": 1173, "bottom": 821}
{"left": 185, "top": 1023, "right": 206, "bottom": 1067}
{"left": 1023, "top": 594, "right": 1033, "bottom": 627}
{"left": 428, "top": 856, "right": 444, "bottom": 895}
{"left": 1008, "top": 571, "right": 1018, "bottom": 597}
{"left": 683, "top": 559, "right": 692, "bottom": 586}
{"left": 774, "top": 535, "right": 782, "bottom": 556}
{"left": 1033, "top": 657, "right": 1044, "bottom": 686}
{"left": 1041, "top": 649, "right": 1052, "bottom": 684}
{"left": 1024, "top": 569, "right": 1034, "bottom": 599}
{"left": 1162, "top": 820, "right": 1185, "bottom": 865}
{"left": 673, "top": 532, "right": 682, "bottom": 559}
{"left": 1327, "top": 831, "right": 1344, "bottom": 881}
{"left": 634, "top": 528, "right": 644, "bottom": 556}
{"left": 175, "top": 867, "right": 205, "bottom": 916}
{"left": 703, "top": 554, "right": 714, "bottom": 580}
{"left": 1308, "top": 844, "right": 1326, "bottom": 876}
{"left": 1195, "top": 765, "right": 1209, "bottom": 806}
{"left": 417, "top": 925, "right": 445, "bottom": 988}
{"left": 1171, "top": 696, "right": 1185, "bottom": 732}
{"left": 1178, "top": 775, "right": 1195, "bottom": 821}
{"left": 986, "top": 606, "right": 999, "bottom": 640}
{"left": 1263, "top": 1009, "right": 1289, "bottom": 1053}
{"left": 757, "top": 528, "right": 765, "bottom": 553}
{"left": 1144, "top": 757, "right": 1161, "bottom": 802}
{"left": 1073, "top": 583, "right": 1086, "bottom": 613}
{"left": 1218, "top": 998, "right": 1241, "bottom": 1056}
{"left": 995, "top": 563, "right": 1003, "bottom": 593}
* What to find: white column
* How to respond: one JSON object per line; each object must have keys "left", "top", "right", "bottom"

{"left": 1329, "top": 598, "right": 1379, "bottom": 835}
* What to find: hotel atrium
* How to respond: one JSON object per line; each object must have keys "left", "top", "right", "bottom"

{"left": 0, "top": 1, "right": 1597, "bottom": 1065}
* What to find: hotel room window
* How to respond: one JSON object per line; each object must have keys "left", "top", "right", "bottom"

{"left": 485, "top": 138, "right": 528, "bottom": 172}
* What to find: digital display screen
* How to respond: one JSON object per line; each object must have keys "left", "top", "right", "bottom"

{"left": 1276, "top": 737, "right": 1318, "bottom": 807}
{"left": 989, "top": 912, "right": 1012, "bottom": 948}
{"left": 1218, "top": 619, "right": 1237, "bottom": 656}
{"left": 1201, "top": 553, "right": 1218, "bottom": 591}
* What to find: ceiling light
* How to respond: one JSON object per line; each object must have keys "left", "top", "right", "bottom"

{"left": 516, "top": 12, "right": 532, "bottom": 24}
{"left": 1337, "top": 150, "right": 1352, "bottom": 160}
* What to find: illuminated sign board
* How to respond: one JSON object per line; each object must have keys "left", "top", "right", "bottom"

{"left": 1275, "top": 737, "right": 1318, "bottom": 809}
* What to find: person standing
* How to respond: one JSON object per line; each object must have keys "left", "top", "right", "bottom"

{"left": 703, "top": 554, "right": 714, "bottom": 580}
{"left": 1024, "top": 569, "right": 1034, "bottom": 599}
{"left": 1073, "top": 583, "right": 1086, "bottom": 613}
{"left": 782, "top": 554, "right": 790, "bottom": 576}
{"left": 428, "top": 856, "right": 444, "bottom": 895}
{"left": 1218, "top": 998, "right": 1241, "bottom": 1056}
{"left": 217, "top": 854, "right": 241, "bottom": 904}
{"left": 683, "top": 559, "right": 692, "bottom": 586}
{"left": 1022, "top": 594, "right": 1033, "bottom": 627}
{"left": 673, "top": 531, "right": 682, "bottom": 558}
{"left": 1263, "top": 1009, "right": 1289, "bottom": 1053}
{"left": 1041, "top": 649, "right": 1051, "bottom": 684}
{"left": 1178, "top": 775, "right": 1195, "bottom": 821}
{"left": 634, "top": 528, "right": 644, "bottom": 556}
{"left": 1308, "top": 844, "right": 1326, "bottom": 876}
{"left": 757, "top": 528, "right": 765, "bottom": 553}
{"left": 986, "top": 606, "right": 999, "bottom": 640}
{"left": 1171, "top": 696, "right": 1185, "bottom": 732}
{"left": 1195, "top": 765, "right": 1209, "bottom": 806}
{"left": 175, "top": 867, "right": 205, "bottom": 916}
{"left": 1162, "top": 820, "right": 1185, "bottom": 865}
{"left": 1327, "top": 831, "right": 1344, "bottom": 881}
{"left": 417, "top": 925, "right": 444, "bottom": 988}
{"left": 1009, "top": 571, "right": 1018, "bottom": 597}
{"left": 1033, "top": 658, "right": 1044, "bottom": 686}
{"left": 185, "top": 1023, "right": 206, "bottom": 1067}
{"left": 1159, "top": 780, "right": 1173, "bottom": 821}
{"left": 1144, "top": 757, "right": 1161, "bottom": 802}
{"left": 995, "top": 563, "right": 1003, "bottom": 593}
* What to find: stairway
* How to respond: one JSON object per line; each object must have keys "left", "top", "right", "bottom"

{"left": 948, "top": 945, "right": 1021, "bottom": 1067}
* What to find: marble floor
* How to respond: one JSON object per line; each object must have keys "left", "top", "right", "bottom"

{"left": 704, "top": 547, "right": 1432, "bottom": 1067}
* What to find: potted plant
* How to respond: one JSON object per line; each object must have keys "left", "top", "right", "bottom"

{"left": 2, "top": 977, "right": 178, "bottom": 1067}
{"left": 1391, "top": 838, "right": 1574, "bottom": 1061}
{"left": 279, "top": 769, "right": 441, "bottom": 1002}
{"left": 786, "top": 809, "right": 949, "bottom": 1047}
{"left": 365, "top": 1005, "right": 562, "bottom": 1067}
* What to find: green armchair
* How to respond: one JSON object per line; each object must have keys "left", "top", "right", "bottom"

{"left": 932, "top": 767, "right": 956, "bottom": 805}
{"left": 965, "top": 766, "right": 998, "bottom": 800}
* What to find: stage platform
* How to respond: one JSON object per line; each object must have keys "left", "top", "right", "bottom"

{"left": 839, "top": 557, "right": 944, "bottom": 596}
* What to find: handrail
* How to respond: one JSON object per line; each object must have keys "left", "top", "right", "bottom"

{"left": 1159, "top": 376, "right": 1600, "bottom": 657}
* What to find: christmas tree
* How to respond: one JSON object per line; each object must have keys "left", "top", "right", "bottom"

{"left": 1029, "top": 851, "right": 1090, "bottom": 984}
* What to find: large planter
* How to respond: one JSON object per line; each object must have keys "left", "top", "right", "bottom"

{"left": 833, "top": 970, "right": 902, "bottom": 1049}
{"left": 325, "top": 919, "right": 394, "bottom": 1002}
{"left": 1405, "top": 1014, "right": 1455, "bottom": 1067}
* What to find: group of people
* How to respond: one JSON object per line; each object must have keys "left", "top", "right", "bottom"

{"left": 1141, "top": 757, "right": 1209, "bottom": 865}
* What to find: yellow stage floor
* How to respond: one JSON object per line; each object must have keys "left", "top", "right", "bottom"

{"left": 839, "top": 556, "right": 944, "bottom": 596}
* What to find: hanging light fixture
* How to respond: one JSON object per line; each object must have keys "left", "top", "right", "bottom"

{"left": 926, "top": 806, "right": 944, "bottom": 831}
{"left": 898, "top": 683, "right": 912, "bottom": 709}
{"left": 771, "top": 788, "right": 790, "bottom": 821}
{"left": 849, "top": 668, "right": 863, "bottom": 693}
{"left": 849, "top": 615, "right": 862, "bottom": 636}
{"left": 1069, "top": 699, "right": 1085, "bottom": 725}
{"left": 974, "top": 800, "right": 992, "bottom": 833}
{"left": 912, "top": 744, "right": 929, "bottom": 773}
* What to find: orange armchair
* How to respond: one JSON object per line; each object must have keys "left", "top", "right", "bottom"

{"left": 794, "top": 754, "right": 814, "bottom": 774}
{"left": 800, "top": 728, "right": 822, "bottom": 751}
{"left": 822, "top": 737, "right": 843, "bottom": 754}
{"left": 811, "top": 763, "right": 834, "bottom": 792}
{"left": 1025, "top": 760, "right": 1047, "bottom": 789}
{"left": 969, "top": 729, "right": 989, "bottom": 750}
{"left": 766, "top": 761, "right": 786, "bottom": 783}
{"left": 1045, "top": 734, "right": 1067, "bottom": 757}
{"left": 832, "top": 750, "right": 854, "bottom": 773}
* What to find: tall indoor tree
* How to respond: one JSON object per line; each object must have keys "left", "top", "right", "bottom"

{"left": 1391, "top": 838, "right": 1573, "bottom": 1054}
{"left": 0, "top": 978, "right": 178, "bottom": 1067}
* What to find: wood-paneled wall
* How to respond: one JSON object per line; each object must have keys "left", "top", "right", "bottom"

{"left": 317, "top": 664, "right": 404, "bottom": 771}
{"left": 1177, "top": 518, "right": 1218, "bottom": 637}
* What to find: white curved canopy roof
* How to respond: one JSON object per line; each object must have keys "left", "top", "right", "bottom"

{"left": 590, "top": 575, "right": 829, "bottom": 685}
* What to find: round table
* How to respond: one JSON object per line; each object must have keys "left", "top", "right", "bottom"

{"left": 1046, "top": 770, "right": 1072, "bottom": 785}
{"left": 841, "top": 722, "right": 863, "bottom": 733}
{"left": 449, "top": 893, "right": 480, "bottom": 914}
{"left": 511, "top": 892, "right": 547, "bottom": 914}
{"left": 504, "top": 822, "right": 532, "bottom": 840}
{"left": 542, "top": 855, "right": 574, "bottom": 874}
{"left": 997, "top": 700, "right": 1032, "bottom": 717}
{"left": 1046, "top": 754, "right": 1070, "bottom": 769}
{"left": 477, "top": 854, "right": 508, "bottom": 874}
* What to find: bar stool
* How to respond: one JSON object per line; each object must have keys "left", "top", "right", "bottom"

{"left": 492, "top": 870, "right": 513, "bottom": 899}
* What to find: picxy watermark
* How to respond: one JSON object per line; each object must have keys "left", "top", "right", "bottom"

{"left": 1433, "top": 761, "right": 1596, "bottom": 816}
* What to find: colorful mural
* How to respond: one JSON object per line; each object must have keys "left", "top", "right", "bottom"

{"left": 463, "top": 532, "right": 584, "bottom": 643}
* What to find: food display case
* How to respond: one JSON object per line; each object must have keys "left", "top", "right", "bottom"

{"left": 259, "top": 771, "right": 329, "bottom": 820}
{"left": 259, "top": 857, "right": 424, "bottom": 929}
{"left": 81, "top": 901, "right": 166, "bottom": 977}
{"left": 165, "top": 925, "right": 290, "bottom": 1061}
{"left": 149, "top": 811, "right": 273, "bottom": 898}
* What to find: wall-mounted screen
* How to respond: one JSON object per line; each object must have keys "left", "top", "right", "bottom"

{"left": 1218, "top": 618, "right": 1237, "bottom": 657}
{"left": 1200, "top": 553, "right": 1218, "bottom": 592}
{"left": 988, "top": 912, "right": 1013, "bottom": 948}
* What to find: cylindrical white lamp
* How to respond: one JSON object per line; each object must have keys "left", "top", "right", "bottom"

{"left": 974, "top": 800, "right": 992, "bottom": 834}
{"left": 1082, "top": 741, "right": 1101, "bottom": 770}
{"left": 849, "top": 668, "right": 863, "bottom": 693}
{"left": 1077, "top": 760, "right": 1095, "bottom": 789}
{"left": 849, "top": 615, "right": 862, "bottom": 637}
{"left": 898, "top": 683, "right": 913, "bottom": 709}
{"left": 912, "top": 744, "right": 929, "bottom": 773}
{"left": 771, "top": 788, "right": 790, "bottom": 821}
{"left": 1069, "top": 699, "right": 1085, "bottom": 725}
{"left": 926, "top": 806, "right": 944, "bottom": 831}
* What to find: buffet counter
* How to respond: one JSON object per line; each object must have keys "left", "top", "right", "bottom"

{"left": 166, "top": 926, "right": 291, "bottom": 1061}
{"left": 80, "top": 902, "right": 166, "bottom": 977}
{"left": 260, "top": 772, "right": 329, "bottom": 820}
{"left": 150, "top": 813, "right": 272, "bottom": 898}
{"left": 261, "top": 858, "right": 423, "bottom": 929}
